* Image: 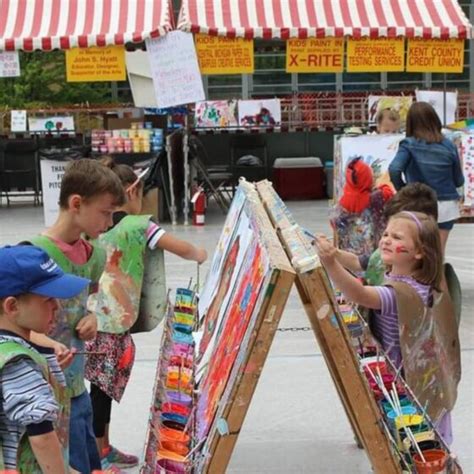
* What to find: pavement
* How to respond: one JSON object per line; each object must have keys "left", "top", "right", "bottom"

{"left": 0, "top": 199, "right": 472, "bottom": 473}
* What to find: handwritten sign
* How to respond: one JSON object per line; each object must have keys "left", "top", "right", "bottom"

{"left": 66, "top": 46, "right": 126, "bottom": 82}
{"left": 11, "top": 110, "right": 27, "bottom": 132}
{"left": 40, "top": 160, "right": 67, "bottom": 226}
{"left": 407, "top": 38, "right": 464, "bottom": 73}
{"left": 347, "top": 37, "right": 404, "bottom": 72}
{"left": 146, "top": 31, "right": 205, "bottom": 109}
{"left": 0, "top": 51, "right": 20, "bottom": 77}
{"left": 195, "top": 35, "right": 254, "bottom": 74}
{"left": 286, "top": 38, "right": 344, "bottom": 73}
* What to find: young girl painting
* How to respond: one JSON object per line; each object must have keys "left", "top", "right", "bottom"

{"left": 317, "top": 211, "right": 461, "bottom": 445}
{"left": 86, "top": 158, "right": 207, "bottom": 472}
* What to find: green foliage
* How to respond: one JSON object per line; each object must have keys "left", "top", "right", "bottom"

{"left": 0, "top": 51, "right": 113, "bottom": 108}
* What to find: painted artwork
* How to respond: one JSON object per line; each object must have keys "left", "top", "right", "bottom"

{"left": 368, "top": 95, "right": 412, "bottom": 125}
{"left": 238, "top": 98, "right": 281, "bottom": 127}
{"left": 28, "top": 116, "right": 75, "bottom": 132}
{"left": 416, "top": 90, "right": 457, "bottom": 125}
{"left": 334, "top": 134, "right": 404, "bottom": 200}
{"left": 194, "top": 100, "right": 238, "bottom": 128}
{"left": 459, "top": 133, "right": 474, "bottom": 209}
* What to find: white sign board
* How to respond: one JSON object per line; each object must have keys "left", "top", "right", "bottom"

{"left": 28, "top": 116, "right": 75, "bottom": 133}
{"left": 0, "top": 51, "right": 20, "bottom": 77}
{"left": 145, "top": 31, "right": 205, "bottom": 108}
{"left": 11, "top": 110, "right": 27, "bottom": 132}
{"left": 40, "top": 160, "right": 67, "bottom": 226}
{"left": 415, "top": 90, "right": 457, "bottom": 126}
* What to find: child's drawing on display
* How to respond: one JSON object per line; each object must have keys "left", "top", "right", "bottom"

{"left": 194, "top": 100, "right": 238, "bottom": 128}
{"left": 238, "top": 99, "right": 281, "bottom": 127}
{"left": 368, "top": 96, "right": 412, "bottom": 125}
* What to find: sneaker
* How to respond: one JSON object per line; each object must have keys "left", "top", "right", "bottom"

{"left": 102, "top": 445, "right": 139, "bottom": 468}
{"left": 100, "top": 456, "right": 127, "bottom": 474}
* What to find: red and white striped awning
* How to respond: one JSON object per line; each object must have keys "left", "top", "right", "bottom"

{"left": 178, "top": 0, "right": 472, "bottom": 39}
{"left": 0, "top": 0, "right": 174, "bottom": 51}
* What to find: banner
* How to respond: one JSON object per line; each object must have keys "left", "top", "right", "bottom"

{"left": 286, "top": 38, "right": 344, "bottom": 73}
{"left": 347, "top": 37, "right": 404, "bottom": 72}
{"left": 195, "top": 35, "right": 254, "bottom": 74}
{"left": 146, "top": 31, "right": 205, "bottom": 109}
{"left": 28, "top": 116, "right": 75, "bottom": 133}
{"left": 0, "top": 51, "right": 20, "bottom": 77}
{"left": 407, "top": 38, "right": 464, "bottom": 73}
{"left": 11, "top": 110, "right": 27, "bottom": 132}
{"left": 65, "top": 46, "right": 126, "bottom": 82}
{"left": 40, "top": 160, "right": 67, "bottom": 226}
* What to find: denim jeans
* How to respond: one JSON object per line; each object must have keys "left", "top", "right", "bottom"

{"left": 69, "top": 391, "right": 102, "bottom": 473}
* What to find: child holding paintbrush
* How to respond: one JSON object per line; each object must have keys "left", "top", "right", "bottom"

{"left": 316, "top": 210, "right": 461, "bottom": 446}
{"left": 85, "top": 158, "right": 207, "bottom": 471}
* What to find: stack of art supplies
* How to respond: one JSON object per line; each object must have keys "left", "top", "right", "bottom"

{"left": 338, "top": 300, "right": 459, "bottom": 473}
{"left": 143, "top": 288, "right": 197, "bottom": 474}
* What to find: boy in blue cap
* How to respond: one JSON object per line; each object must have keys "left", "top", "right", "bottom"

{"left": 0, "top": 245, "right": 90, "bottom": 474}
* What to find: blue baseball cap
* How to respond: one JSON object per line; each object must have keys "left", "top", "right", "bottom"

{"left": 0, "top": 245, "right": 90, "bottom": 299}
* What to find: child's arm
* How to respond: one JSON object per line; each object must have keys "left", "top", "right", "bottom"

{"left": 29, "top": 333, "right": 74, "bottom": 370}
{"left": 314, "top": 235, "right": 363, "bottom": 273}
{"left": 29, "top": 431, "right": 66, "bottom": 474}
{"left": 316, "top": 239, "right": 381, "bottom": 310}
{"left": 155, "top": 233, "right": 207, "bottom": 263}
{"left": 388, "top": 140, "right": 410, "bottom": 190}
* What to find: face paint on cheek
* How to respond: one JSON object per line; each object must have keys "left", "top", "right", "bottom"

{"left": 396, "top": 245, "right": 409, "bottom": 254}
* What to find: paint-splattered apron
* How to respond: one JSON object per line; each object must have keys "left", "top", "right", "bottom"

{"left": 0, "top": 341, "right": 70, "bottom": 473}
{"left": 388, "top": 280, "right": 461, "bottom": 422}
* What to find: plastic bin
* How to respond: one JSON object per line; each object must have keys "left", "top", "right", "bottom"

{"left": 324, "top": 161, "right": 334, "bottom": 199}
{"left": 272, "top": 157, "right": 325, "bottom": 199}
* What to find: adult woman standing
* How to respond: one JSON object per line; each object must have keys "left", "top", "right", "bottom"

{"left": 389, "top": 102, "right": 464, "bottom": 253}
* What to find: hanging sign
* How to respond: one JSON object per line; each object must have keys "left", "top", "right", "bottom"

{"left": 40, "top": 160, "right": 67, "bottom": 226}
{"left": 347, "top": 37, "right": 404, "bottom": 72}
{"left": 195, "top": 35, "right": 254, "bottom": 74}
{"left": 286, "top": 38, "right": 344, "bottom": 73}
{"left": 146, "top": 31, "right": 205, "bottom": 108}
{"left": 406, "top": 38, "right": 464, "bottom": 73}
{"left": 65, "top": 46, "right": 126, "bottom": 82}
{"left": 0, "top": 51, "right": 20, "bottom": 77}
{"left": 11, "top": 110, "right": 27, "bottom": 132}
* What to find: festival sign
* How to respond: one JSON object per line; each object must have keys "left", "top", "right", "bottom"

{"left": 65, "top": 46, "right": 126, "bottom": 82}
{"left": 347, "top": 37, "right": 404, "bottom": 72}
{"left": 195, "top": 34, "right": 254, "bottom": 74}
{"left": 0, "top": 51, "right": 20, "bottom": 77}
{"left": 407, "top": 38, "right": 464, "bottom": 73}
{"left": 286, "top": 38, "right": 344, "bottom": 73}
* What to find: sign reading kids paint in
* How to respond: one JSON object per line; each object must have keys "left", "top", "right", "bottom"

{"left": 286, "top": 38, "right": 344, "bottom": 73}
{"left": 195, "top": 35, "right": 254, "bottom": 74}
{"left": 407, "top": 38, "right": 464, "bottom": 73}
{"left": 66, "top": 46, "right": 126, "bottom": 82}
{"left": 347, "top": 37, "right": 404, "bottom": 72}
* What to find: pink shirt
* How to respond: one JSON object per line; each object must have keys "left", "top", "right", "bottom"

{"left": 47, "top": 237, "right": 93, "bottom": 265}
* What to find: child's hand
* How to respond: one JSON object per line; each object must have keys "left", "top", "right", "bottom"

{"left": 76, "top": 312, "right": 98, "bottom": 341}
{"left": 53, "top": 342, "right": 74, "bottom": 370}
{"left": 196, "top": 248, "right": 208, "bottom": 264}
{"left": 315, "top": 234, "right": 337, "bottom": 264}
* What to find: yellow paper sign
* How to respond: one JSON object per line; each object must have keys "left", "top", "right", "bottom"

{"left": 286, "top": 38, "right": 344, "bottom": 73}
{"left": 407, "top": 38, "right": 464, "bottom": 73}
{"left": 347, "top": 37, "right": 405, "bottom": 72}
{"left": 66, "top": 46, "right": 126, "bottom": 82}
{"left": 195, "top": 35, "right": 254, "bottom": 75}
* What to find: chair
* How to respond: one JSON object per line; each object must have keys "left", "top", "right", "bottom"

{"left": 230, "top": 134, "right": 268, "bottom": 184}
{"left": 1, "top": 138, "right": 40, "bottom": 206}
{"left": 188, "top": 135, "right": 233, "bottom": 213}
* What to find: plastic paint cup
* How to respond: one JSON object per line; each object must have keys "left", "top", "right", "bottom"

{"left": 173, "top": 323, "right": 193, "bottom": 334}
{"left": 161, "top": 412, "right": 188, "bottom": 426}
{"left": 159, "top": 440, "right": 189, "bottom": 457}
{"left": 170, "top": 343, "right": 193, "bottom": 358}
{"left": 363, "top": 361, "right": 388, "bottom": 380}
{"left": 381, "top": 395, "right": 410, "bottom": 414}
{"left": 413, "top": 449, "right": 448, "bottom": 473}
{"left": 161, "top": 419, "right": 186, "bottom": 431}
{"left": 168, "top": 356, "right": 193, "bottom": 369}
{"left": 395, "top": 414, "right": 424, "bottom": 431}
{"left": 159, "top": 426, "right": 190, "bottom": 443}
{"left": 162, "top": 402, "right": 191, "bottom": 417}
{"left": 166, "top": 391, "right": 192, "bottom": 407}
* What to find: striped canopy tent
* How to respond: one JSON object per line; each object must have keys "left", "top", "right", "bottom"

{"left": 178, "top": 0, "right": 472, "bottom": 39}
{"left": 0, "top": 0, "right": 174, "bottom": 51}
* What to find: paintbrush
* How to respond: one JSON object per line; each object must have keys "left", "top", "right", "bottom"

{"left": 73, "top": 351, "right": 106, "bottom": 356}
{"left": 184, "top": 436, "right": 207, "bottom": 461}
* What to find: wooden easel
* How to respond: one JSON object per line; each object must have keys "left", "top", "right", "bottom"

{"left": 256, "top": 180, "right": 401, "bottom": 474}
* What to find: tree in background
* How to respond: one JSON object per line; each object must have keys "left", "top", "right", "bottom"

{"left": 0, "top": 51, "right": 115, "bottom": 108}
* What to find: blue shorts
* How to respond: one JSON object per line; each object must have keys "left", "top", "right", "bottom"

{"left": 69, "top": 391, "right": 102, "bottom": 474}
{"left": 438, "top": 220, "right": 455, "bottom": 230}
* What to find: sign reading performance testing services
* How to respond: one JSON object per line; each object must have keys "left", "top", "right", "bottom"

{"left": 286, "top": 38, "right": 344, "bottom": 73}
{"left": 146, "top": 31, "right": 205, "bottom": 108}
{"left": 347, "top": 37, "right": 404, "bottom": 72}
{"left": 195, "top": 35, "right": 254, "bottom": 74}
{"left": 66, "top": 46, "right": 126, "bottom": 82}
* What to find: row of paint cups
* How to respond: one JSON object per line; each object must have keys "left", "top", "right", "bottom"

{"left": 358, "top": 352, "right": 448, "bottom": 473}
{"left": 91, "top": 128, "right": 164, "bottom": 154}
{"left": 156, "top": 288, "right": 197, "bottom": 474}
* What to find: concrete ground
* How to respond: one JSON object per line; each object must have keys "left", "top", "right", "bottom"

{"left": 0, "top": 199, "right": 472, "bottom": 473}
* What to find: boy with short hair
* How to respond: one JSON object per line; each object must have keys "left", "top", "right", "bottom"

{"left": 30, "top": 159, "right": 125, "bottom": 474}
{"left": 0, "top": 245, "right": 90, "bottom": 473}
{"left": 376, "top": 108, "right": 401, "bottom": 134}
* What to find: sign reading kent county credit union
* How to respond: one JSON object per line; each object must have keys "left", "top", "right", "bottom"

{"left": 407, "top": 38, "right": 464, "bottom": 73}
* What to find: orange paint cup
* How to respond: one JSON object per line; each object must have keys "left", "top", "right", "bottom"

{"left": 413, "top": 449, "right": 448, "bottom": 473}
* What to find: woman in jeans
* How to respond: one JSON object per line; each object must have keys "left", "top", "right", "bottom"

{"left": 389, "top": 102, "right": 464, "bottom": 254}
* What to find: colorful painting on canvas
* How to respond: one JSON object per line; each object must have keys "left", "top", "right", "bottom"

{"left": 368, "top": 96, "right": 412, "bottom": 125}
{"left": 238, "top": 99, "right": 281, "bottom": 127}
{"left": 460, "top": 133, "right": 474, "bottom": 209}
{"left": 194, "top": 100, "right": 238, "bottom": 128}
